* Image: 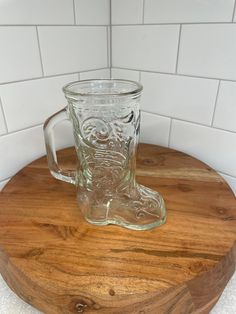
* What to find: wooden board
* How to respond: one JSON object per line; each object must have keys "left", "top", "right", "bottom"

{"left": 0, "top": 143, "right": 235, "bottom": 314}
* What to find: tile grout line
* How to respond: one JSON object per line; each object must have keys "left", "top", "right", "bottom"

{"left": 0, "top": 70, "right": 234, "bottom": 88}
{"left": 112, "top": 21, "right": 236, "bottom": 26}
{"left": 1, "top": 22, "right": 236, "bottom": 27}
{"left": 142, "top": 0, "right": 145, "bottom": 24}
{"left": 106, "top": 26, "right": 110, "bottom": 69}
{"left": 0, "top": 96, "right": 8, "bottom": 133}
{"left": 1, "top": 123, "right": 44, "bottom": 137}
{"left": 167, "top": 118, "right": 173, "bottom": 147}
{"left": 0, "top": 22, "right": 235, "bottom": 26}
{"left": 72, "top": 0, "right": 77, "bottom": 24}
{"left": 35, "top": 26, "right": 44, "bottom": 76}
{"left": 112, "top": 66, "right": 236, "bottom": 83}
{"left": 141, "top": 109, "right": 236, "bottom": 136}
{"left": 232, "top": 0, "right": 236, "bottom": 22}
{"left": 210, "top": 80, "right": 221, "bottom": 127}
{"left": 141, "top": 108, "right": 206, "bottom": 127}
{"left": 78, "top": 67, "right": 109, "bottom": 73}
{"left": 0, "top": 68, "right": 109, "bottom": 86}
{"left": 109, "top": 0, "right": 112, "bottom": 77}
{"left": 0, "top": 24, "right": 110, "bottom": 27}
{"left": 175, "top": 24, "right": 182, "bottom": 73}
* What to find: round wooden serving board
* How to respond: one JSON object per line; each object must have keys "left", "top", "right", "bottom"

{"left": 0, "top": 144, "right": 235, "bottom": 314}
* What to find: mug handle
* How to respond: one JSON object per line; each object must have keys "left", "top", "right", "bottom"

{"left": 43, "top": 107, "right": 76, "bottom": 185}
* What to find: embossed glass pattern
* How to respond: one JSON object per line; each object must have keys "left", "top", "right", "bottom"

{"left": 44, "top": 79, "right": 166, "bottom": 230}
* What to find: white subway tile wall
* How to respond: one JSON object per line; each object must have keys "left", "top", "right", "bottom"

{"left": 0, "top": 125, "right": 45, "bottom": 182}
{"left": 0, "top": 74, "right": 77, "bottom": 132}
{"left": 0, "top": 27, "right": 42, "bottom": 83}
{"left": 0, "top": 0, "right": 75, "bottom": 25}
{"left": 213, "top": 81, "right": 236, "bottom": 133}
{"left": 111, "top": 68, "right": 140, "bottom": 81}
{"left": 140, "top": 111, "right": 171, "bottom": 147}
{"left": 80, "top": 68, "right": 110, "bottom": 79}
{"left": 112, "top": 25, "right": 180, "bottom": 72}
{"left": 53, "top": 120, "right": 75, "bottom": 151}
{"left": 140, "top": 71, "right": 218, "bottom": 125}
{"left": 75, "top": 0, "right": 110, "bottom": 25}
{"left": 178, "top": 24, "right": 236, "bottom": 80}
{"left": 144, "top": 0, "right": 235, "bottom": 23}
{"left": 111, "top": 69, "right": 171, "bottom": 146}
{"left": 0, "top": 105, "right": 7, "bottom": 136}
{"left": 0, "top": 1, "right": 109, "bottom": 194}
{"left": 38, "top": 26, "right": 108, "bottom": 75}
{"left": 112, "top": 0, "right": 144, "bottom": 24}
{"left": 111, "top": 0, "right": 236, "bottom": 204}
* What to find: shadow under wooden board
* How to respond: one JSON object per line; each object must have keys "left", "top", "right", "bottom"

{"left": 0, "top": 143, "right": 235, "bottom": 314}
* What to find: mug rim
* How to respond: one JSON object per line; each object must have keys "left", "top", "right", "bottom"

{"left": 62, "top": 79, "right": 143, "bottom": 98}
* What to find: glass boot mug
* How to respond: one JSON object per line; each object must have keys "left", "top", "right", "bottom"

{"left": 44, "top": 79, "right": 166, "bottom": 230}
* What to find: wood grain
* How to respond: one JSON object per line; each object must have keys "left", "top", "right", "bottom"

{"left": 0, "top": 143, "right": 235, "bottom": 314}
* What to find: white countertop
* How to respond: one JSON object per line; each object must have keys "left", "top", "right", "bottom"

{"left": 0, "top": 272, "right": 235, "bottom": 313}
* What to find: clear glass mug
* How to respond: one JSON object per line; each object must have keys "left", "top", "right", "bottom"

{"left": 44, "top": 79, "right": 166, "bottom": 230}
